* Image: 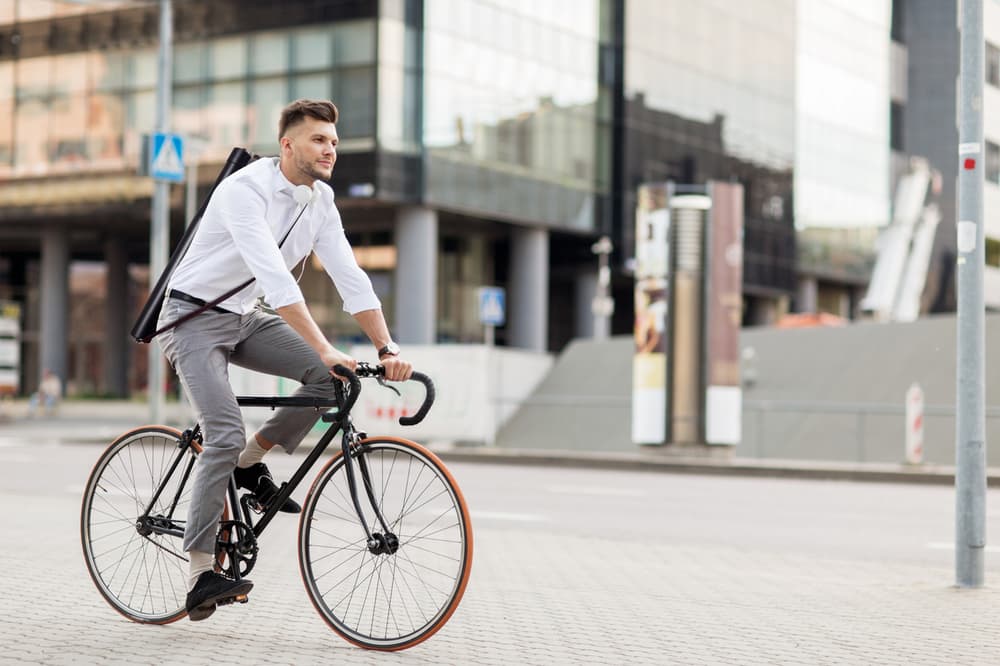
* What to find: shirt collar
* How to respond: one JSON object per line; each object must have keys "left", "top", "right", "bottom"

{"left": 273, "top": 157, "right": 298, "bottom": 196}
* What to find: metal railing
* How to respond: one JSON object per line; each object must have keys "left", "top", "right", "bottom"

{"left": 743, "top": 399, "right": 1000, "bottom": 464}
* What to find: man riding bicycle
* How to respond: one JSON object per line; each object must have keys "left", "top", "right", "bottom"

{"left": 156, "top": 98, "right": 412, "bottom": 621}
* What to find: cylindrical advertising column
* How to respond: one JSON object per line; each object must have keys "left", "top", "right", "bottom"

{"left": 631, "top": 183, "right": 671, "bottom": 445}
{"left": 703, "top": 182, "right": 744, "bottom": 446}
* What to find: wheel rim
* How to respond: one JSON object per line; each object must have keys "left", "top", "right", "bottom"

{"left": 300, "top": 439, "right": 472, "bottom": 649}
{"left": 81, "top": 427, "right": 196, "bottom": 623}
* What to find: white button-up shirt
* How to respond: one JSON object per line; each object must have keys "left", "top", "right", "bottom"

{"left": 168, "top": 157, "right": 381, "bottom": 316}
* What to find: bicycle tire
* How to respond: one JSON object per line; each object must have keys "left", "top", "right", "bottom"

{"left": 80, "top": 425, "right": 227, "bottom": 624}
{"left": 298, "top": 437, "right": 473, "bottom": 650}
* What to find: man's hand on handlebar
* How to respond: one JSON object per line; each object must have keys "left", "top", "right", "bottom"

{"left": 381, "top": 356, "right": 413, "bottom": 382}
{"left": 322, "top": 346, "right": 357, "bottom": 380}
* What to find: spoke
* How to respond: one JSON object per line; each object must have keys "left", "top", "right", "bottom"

{"left": 393, "top": 549, "right": 455, "bottom": 595}
{"left": 401, "top": 513, "right": 460, "bottom": 545}
{"left": 310, "top": 545, "right": 370, "bottom": 583}
{"left": 398, "top": 539, "right": 462, "bottom": 564}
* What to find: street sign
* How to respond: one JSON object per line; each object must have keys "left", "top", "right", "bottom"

{"left": 150, "top": 132, "right": 185, "bottom": 182}
{"left": 0, "top": 301, "right": 21, "bottom": 395}
{"left": 478, "top": 287, "right": 505, "bottom": 326}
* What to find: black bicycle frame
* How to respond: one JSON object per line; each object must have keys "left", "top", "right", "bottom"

{"left": 138, "top": 363, "right": 434, "bottom": 575}
{"left": 138, "top": 397, "right": 391, "bottom": 563}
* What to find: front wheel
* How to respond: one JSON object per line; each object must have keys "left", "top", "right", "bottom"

{"left": 298, "top": 437, "right": 473, "bottom": 650}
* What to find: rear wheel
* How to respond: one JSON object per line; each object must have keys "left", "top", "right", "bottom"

{"left": 80, "top": 426, "right": 227, "bottom": 624}
{"left": 298, "top": 437, "right": 473, "bottom": 650}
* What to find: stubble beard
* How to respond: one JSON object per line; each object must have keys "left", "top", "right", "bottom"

{"left": 294, "top": 154, "right": 332, "bottom": 183}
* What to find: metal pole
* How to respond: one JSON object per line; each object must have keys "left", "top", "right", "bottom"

{"left": 484, "top": 323, "right": 495, "bottom": 446}
{"left": 148, "top": 0, "right": 173, "bottom": 424}
{"left": 591, "top": 236, "right": 613, "bottom": 339}
{"left": 956, "top": 0, "right": 986, "bottom": 588}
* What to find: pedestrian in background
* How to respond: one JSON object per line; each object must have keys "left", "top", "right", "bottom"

{"left": 27, "top": 368, "right": 61, "bottom": 416}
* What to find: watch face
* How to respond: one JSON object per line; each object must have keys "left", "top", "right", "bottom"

{"left": 380, "top": 342, "right": 400, "bottom": 357}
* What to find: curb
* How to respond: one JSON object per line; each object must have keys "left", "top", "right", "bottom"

{"left": 432, "top": 446, "right": 1000, "bottom": 486}
{"left": 6, "top": 415, "right": 999, "bottom": 487}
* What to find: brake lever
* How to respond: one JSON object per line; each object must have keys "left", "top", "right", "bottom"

{"left": 376, "top": 375, "right": 401, "bottom": 397}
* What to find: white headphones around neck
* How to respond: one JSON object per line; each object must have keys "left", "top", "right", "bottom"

{"left": 293, "top": 184, "right": 314, "bottom": 206}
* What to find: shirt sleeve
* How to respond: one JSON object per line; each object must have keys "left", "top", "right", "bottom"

{"left": 212, "top": 177, "right": 304, "bottom": 309}
{"left": 312, "top": 202, "right": 382, "bottom": 315}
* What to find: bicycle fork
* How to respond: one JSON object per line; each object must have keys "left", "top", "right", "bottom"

{"left": 341, "top": 426, "right": 399, "bottom": 555}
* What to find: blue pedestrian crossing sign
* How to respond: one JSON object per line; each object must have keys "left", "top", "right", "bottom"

{"left": 478, "top": 287, "right": 505, "bottom": 326}
{"left": 150, "top": 132, "right": 185, "bottom": 182}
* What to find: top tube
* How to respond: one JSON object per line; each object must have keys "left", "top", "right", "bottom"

{"left": 235, "top": 396, "right": 340, "bottom": 409}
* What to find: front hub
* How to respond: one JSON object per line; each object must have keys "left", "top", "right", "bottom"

{"left": 367, "top": 532, "right": 399, "bottom": 555}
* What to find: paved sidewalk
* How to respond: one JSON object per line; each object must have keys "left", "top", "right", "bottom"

{"left": 1, "top": 398, "right": 996, "bottom": 486}
{"left": 3, "top": 400, "right": 1000, "bottom": 664}
{"left": 3, "top": 447, "right": 1000, "bottom": 665}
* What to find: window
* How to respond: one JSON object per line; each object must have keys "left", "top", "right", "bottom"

{"left": 250, "top": 33, "right": 289, "bottom": 77}
{"left": 986, "top": 141, "right": 1000, "bottom": 184}
{"left": 986, "top": 238, "right": 1000, "bottom": 268}
{"left": 988, "top": 43, "right": 1000, "bottom": 87}
{"left": 210, "top": 38, "right": 246, "bottom": 80}
{"left": 890, "top": 101, "right": 904, "bottom": 151}
{"left": 293, "top": 28, "right": 333, "bottom": 71}
{"left": 891, "top": 0, "right": 905, "bottom": 43}
{"left": 174, "top": 42, "right": 206, "bottom": 85}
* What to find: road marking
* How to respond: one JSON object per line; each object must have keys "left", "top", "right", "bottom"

{"left": 0, "top": 452, "right": 35, "bottom": 463}
{"left": 925, "top": 541, "right": 1000, "bottom": 552}
{"left": 545, "top": 485, "right": 645, "bottom": 498}
{"left": 472, "top": 510, "right": 547, "bottom": 523}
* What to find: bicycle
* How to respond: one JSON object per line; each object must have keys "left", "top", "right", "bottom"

{"left": 79, "top": 363, "right": 473, "bottom": 651}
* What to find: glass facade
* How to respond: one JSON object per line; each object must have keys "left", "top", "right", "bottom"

{"left": 422, "top": 0, "right": 611, "bottom": 230}
{"left": 795, "top": 0, "right": 891, "bottom": 229}
{"left": 623, "top": 0, "right": 798, "bottom": 298}
{"left": 0, "top": 19, "right": 377, "bottom": 177}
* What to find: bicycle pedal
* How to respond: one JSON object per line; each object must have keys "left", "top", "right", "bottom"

{"left": 217, "top": 593, "right": 250, "bottom": 607}
{"left": 241, "top": 492, "right": 265, "bottom": 514}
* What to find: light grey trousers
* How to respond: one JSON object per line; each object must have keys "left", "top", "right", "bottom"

{"left": 157, "top": 298, "right": 338, "bottom": 554}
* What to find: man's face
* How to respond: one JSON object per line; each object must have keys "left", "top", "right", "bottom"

{"left": 281, "top": 116, "right": 338, "bottom": 185}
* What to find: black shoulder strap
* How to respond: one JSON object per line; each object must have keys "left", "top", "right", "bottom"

{"left": 147, "top": 190, "right": 312, "bottom": 339}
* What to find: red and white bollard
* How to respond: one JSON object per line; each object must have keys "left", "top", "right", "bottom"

{"left": 905, "top": 383, "right": 925, "bottom": 465}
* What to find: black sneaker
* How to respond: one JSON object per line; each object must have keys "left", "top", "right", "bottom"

{"left": 233, "top": 462, "right": 301, "bottom": 514}
{"left": 185, "top": 571, "right": 253, "bottom": 621}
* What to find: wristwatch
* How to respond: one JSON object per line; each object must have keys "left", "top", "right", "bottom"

{"left": 378, "top": 342, "right": 401, "bottom": 359}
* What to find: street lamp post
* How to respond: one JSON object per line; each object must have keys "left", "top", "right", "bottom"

{"left": 148, "top": 0, "right": 173, "bottom": 424}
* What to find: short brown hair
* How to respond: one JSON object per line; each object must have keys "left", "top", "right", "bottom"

{"left": 278, "top": 99, "right": 339, "bottom": 139}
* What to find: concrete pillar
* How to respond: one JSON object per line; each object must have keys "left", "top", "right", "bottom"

{"left": 796, "top": 276, "right": 819, "bottom": 313}
{"left": 104, "top": 236, "right": 129, "bottom": 397}
{"left": 508, "top": 227, "right": 549, "bottom": 351}
{"left": 575, "top": 272, "right": 597, "bottom": 339}
{"left": 394, "top": 206, "right": 437, "bottom": 344}
{"left": 39, "top": 227, "right": 70, "bottom": 393}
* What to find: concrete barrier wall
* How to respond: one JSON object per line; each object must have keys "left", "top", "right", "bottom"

{"left": 496, "top": 313, "right": 1000, "bottom": 465}
{"left": 229, "top": 344, "right": 553, "bottom": 444}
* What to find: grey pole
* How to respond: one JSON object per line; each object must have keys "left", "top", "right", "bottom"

{"left": 956, "top": 0, "right": 986, "bottom": 588}
{"left": 148, "top": 0, "right": 173, "bottom": 423}
{"left": 591, "top": 236, "right": 614, "bottom": 339}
